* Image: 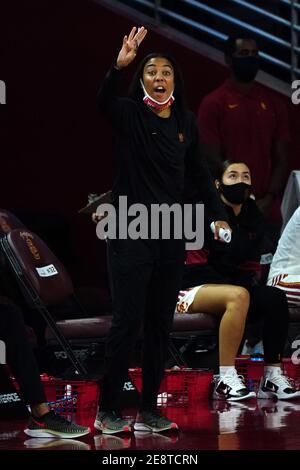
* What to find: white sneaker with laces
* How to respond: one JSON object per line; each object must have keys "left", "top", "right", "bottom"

{"left": 257, "top": 372, "right": 300, "bottom": 400}
{"left": 211, "top": 370, "right": 256, "bottom": 401}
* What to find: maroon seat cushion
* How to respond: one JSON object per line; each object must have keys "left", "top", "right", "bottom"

{"left": 6, "top": 229, "right": 74, "bottom": 305}
{"left": 45, "top": 315, "right": 113, "bottom": 341}
{"left": 172, "top": 312, "right": 219, "bottom": 331}
{"left": 45, "top": 312, "right": 218, "bottom": 343}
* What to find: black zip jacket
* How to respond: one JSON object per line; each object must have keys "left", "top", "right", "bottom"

{"left": 183, "top": 199, "right": 271, "bottom": 289}
{"left": 97, "top": 66, "right": 228, "bottom": 224}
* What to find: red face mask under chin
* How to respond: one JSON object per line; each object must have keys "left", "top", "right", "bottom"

{"left": 142, "top": 94, "right": 175, "bottom": 111}
{"left": 140, "top": 79, "right": 175, "bottom": 111}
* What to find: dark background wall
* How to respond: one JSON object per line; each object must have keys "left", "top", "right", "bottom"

{"left": 1, "top": 0, "right": 299, "bottom": 289}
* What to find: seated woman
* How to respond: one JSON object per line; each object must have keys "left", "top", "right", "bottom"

{"left": 177, "top": 283, "right": 254, "bottom": 401}
{"left": 177, "top": 161, "right": 300, "bottom": 401}
{"left": 267, "top": 205, "right": 300, "bottom": 308}
{"left": 0, "top": 297, "right": 90, "bottom": 438}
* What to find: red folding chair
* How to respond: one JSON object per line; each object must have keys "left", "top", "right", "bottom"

{"left": 0, "top": 228, "right": 88, "bottom": 376}
{"left": 0, "top": 209, "right": 25, "bottom": 236}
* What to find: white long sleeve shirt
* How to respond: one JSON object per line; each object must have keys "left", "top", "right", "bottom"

{"left": 268, "top": 206, "right": 300, "bottom": 281}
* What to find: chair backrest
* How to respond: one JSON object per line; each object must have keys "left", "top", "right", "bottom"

{"left": 0, "top": 209, "right": 25, "bottom": 237}
{"left": 5, "top": 229, "right": 74, "bottom": 306}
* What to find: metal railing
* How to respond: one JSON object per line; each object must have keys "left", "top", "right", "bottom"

{"left": 112, "top": 0, "right": 299, "bottom": 83}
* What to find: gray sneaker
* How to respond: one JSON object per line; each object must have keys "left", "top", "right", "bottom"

{"left": 134, "top": 411, "right": 178, "bottom": 433}
{"left": 94, "top": 410, "right": 132, "bottom": 434}
{"left": 24, "top": 411, "right": 90, "bottom": 439}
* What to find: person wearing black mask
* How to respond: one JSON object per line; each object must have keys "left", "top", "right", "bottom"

{"left": 197, "top": 34, "right": 290, "bottom": 235}
{"left": 181, "top": 161, "right": 300, "bottom": 401}
{"left": 230, "top": 47, "right": 260, "bottom": 84}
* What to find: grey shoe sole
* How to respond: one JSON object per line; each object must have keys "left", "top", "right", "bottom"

{"left": 94, "top": 419, "right": 131, "bottom": 434}
{"left": 134, "top": 422, "right": 178, "bottom": 433}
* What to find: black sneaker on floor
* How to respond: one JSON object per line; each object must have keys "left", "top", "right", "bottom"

{"left": 134, "top": 410, "right": 178, "bottom": 433}
{"left": 24, "top": 410, "right": 90, "bottom": 439}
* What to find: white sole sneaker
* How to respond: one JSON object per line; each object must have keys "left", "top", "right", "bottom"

{"left": 225, "top": 391, "right": 256, "bottom": 401}
{"left": 257, "top": 389, "right": 300, "bottom": 400}
{"left": 94, "top": 417, "right": 131, "bottom": 434}
{"left": 133, "top": 422, "right": 178, "bottom": 433}
{"left": 24, "top": 428, "right": 90, "bottom": 438}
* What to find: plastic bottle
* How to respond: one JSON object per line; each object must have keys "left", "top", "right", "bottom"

{"left": 210, "top": 222, "right": 231, "bottom": 243}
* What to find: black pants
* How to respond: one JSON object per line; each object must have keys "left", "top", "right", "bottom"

{"left": 100, "top": 238, "right": 185, "bottom": 412}
{"left": 248, "top": 285, "right": 289, "bottom": 363}
{"left": 0, "top": 300, "right": 46, "bottom": 404}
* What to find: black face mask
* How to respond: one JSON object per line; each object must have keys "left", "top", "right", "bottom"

{"left": 231, "top": 56, "right": 260, "bottom": 83}
{"left": 220, "top": 182, "right": 251, "bottom": 204}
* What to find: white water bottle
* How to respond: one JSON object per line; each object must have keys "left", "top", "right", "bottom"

{"left": 210, "top": 222, "right": 231, "bottom": 243}
{"left": 64, "top": 384, "right": 72, "bottom": 398}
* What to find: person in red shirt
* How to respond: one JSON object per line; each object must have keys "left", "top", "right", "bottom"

{"left": 198, "top": 34, "right": 290, "bottom": 223}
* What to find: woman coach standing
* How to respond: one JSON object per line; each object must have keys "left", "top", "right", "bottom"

{"left": 93, "top": 26, "right": 229, "bottom": 434}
